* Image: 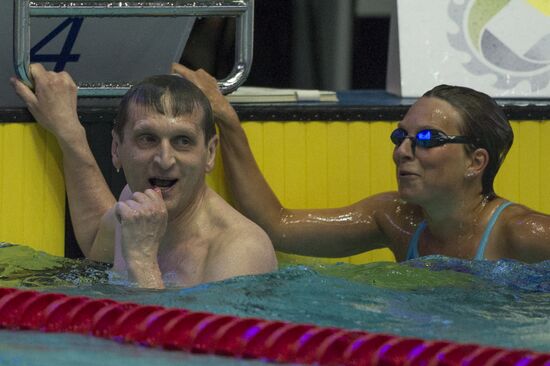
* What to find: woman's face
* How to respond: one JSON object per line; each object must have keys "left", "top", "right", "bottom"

{"left": 392, "top": 96, "right": 473, "bottom": 206}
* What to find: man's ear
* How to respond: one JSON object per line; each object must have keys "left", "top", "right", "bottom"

{"left": 205, "top": 135, "right": 218, "bottom": 173}
{"left": 465, "top": 148, "right": 489, "bottom": 179}
{"left": 111, "top": 130, "right": 122, "bottom": 170}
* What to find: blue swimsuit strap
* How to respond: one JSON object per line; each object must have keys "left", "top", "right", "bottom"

{"left": 406, "top": 201, "right": 513, "bottom": 261}
{"left": 406, "top": 220, "right": 426, "bottom": 260}
{"left": 475, "top": 200, "right": 513, "bottom": 260}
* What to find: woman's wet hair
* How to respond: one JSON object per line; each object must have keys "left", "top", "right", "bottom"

{"left": 113, "top": 75, "right": 215, "bottom": 143}
{"left": 423, "top": 85, "right": 513, "bottom": 196}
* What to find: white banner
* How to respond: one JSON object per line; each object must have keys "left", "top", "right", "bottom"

{"left": 386, "top": 0, "right": 550, "bottom": 98}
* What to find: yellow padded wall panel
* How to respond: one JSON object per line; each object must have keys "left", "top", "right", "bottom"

{"left": 369, "top": 121, "right": 397, "bottom": 194}
{"left": 6, "top": 118, "right": 546, "bottom": 261}
{"left": 494, "top": 120, "right": 550, "bottom": 213}
{"left": 245, "top": 122, "right": 265, "bottom": 168}
{"left": 495, "top": 123, "right": 520, "bottom": 202}
{"left": 284, "top": 122, "right": 307, "bottom": 207}
{"left": 348, "top": 122, "right": 372, "bottom": 202}
{"left": 305, "top": 122, "right": 328, "bottom": 208}
{"left": 327, "top": 122, "right": 350, "bottom": 207}
{"left": 0, "top": 123, "right": 65, "bottom": 256}
{"left": 540, "top": 122, "right": 550, "bottom": 213}
{"left": 262, "top": 122, "right": 286, "bottom": 202}
{"left": 518, "top": 121, "right": 540, "bottom": 209}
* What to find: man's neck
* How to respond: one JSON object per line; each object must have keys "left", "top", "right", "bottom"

{"left": 163, "top": 185, "right": 214, "bottom": 245}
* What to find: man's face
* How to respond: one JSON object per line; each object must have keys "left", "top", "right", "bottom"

{"left": 112, "top": 104, "right": 217, "bottom": 218}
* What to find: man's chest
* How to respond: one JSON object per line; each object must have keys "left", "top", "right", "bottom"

{"left": 157, "top": 246, "right": 210, "bottom": 286}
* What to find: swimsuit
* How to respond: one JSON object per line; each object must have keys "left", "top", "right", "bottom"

{"left": 405, "top": 201, "right": 513, "bottom": 260}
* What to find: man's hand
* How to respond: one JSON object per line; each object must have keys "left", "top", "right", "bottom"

{"left": 171, "top": 63, "right": 240, "bottom": 131}
{"left": 115, "top": 188, "right": 167, "bottom": 288}
{"left": 10, "top": 63, "right": 80, "bottom": 141}
{"left": 116, "top": 188, "right": 167, "bottom": 261}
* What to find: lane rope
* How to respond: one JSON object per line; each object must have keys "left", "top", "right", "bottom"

{"left": 1, "top": 287, "right": 549, "bottom": 365}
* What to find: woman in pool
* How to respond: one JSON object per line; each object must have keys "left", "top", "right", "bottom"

{"left": 173, "top": 64, "right": 550, "bottom": 263}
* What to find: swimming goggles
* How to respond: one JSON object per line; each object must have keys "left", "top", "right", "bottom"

{"left": 390, "top": 128, "right": 473, "bottom": 149}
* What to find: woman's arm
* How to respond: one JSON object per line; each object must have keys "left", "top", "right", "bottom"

{"left": 172, "top": 64, "right": 394, "bottom": 257}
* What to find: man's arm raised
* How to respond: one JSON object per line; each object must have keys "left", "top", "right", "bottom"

{"left": 11, "top": 64, "right": 116, "bottom": 262}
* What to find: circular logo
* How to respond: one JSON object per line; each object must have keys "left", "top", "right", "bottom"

{"left": 448, "top": 0, "right": 550, "bottom": 91}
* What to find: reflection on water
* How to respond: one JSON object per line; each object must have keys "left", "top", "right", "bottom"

{"left": 0, "top": 243, "right": 110, "bottom": 288}
{"left": 0, "top": 242, "right": 549, "bottom": 365}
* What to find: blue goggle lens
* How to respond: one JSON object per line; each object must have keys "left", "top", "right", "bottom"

{"left": 390, "top": 128, "right": 472, "bottom": 149}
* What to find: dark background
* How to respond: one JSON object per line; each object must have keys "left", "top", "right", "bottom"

{"left": 180, "top": 1, "right": 390, "bottom": 90}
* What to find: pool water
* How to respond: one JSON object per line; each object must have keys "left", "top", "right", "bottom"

{"left": 0, "top": 243, "right": 549, "bottom": 365}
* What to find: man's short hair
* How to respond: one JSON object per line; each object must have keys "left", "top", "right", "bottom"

{"left": 113, "top": 75, "right": 215, "bottom": 143}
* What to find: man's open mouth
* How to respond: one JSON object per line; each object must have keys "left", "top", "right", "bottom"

{"left": 398, "top": 169, "right": 418, "bottom": 177}
{"left": 149, "top": 178, "right": 178, "bottom": 190}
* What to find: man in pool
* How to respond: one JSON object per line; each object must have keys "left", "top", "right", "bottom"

{"left": 11, "top": 64, "right": 277, "bottom": 288}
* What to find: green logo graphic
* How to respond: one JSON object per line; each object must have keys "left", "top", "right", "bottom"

{"left": 448, "top": 0, "right": 550, "bottom": 91}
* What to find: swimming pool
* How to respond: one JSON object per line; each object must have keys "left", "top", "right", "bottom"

{"left": 0, "top": 243, "right": 549, "bottom": 365}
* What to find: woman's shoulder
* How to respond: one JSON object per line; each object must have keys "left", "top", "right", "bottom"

{"left": 493, "top": 199, "right": 550, "bottom": 262}
{"left": 497, "top": 199, "right": 543, "bottom": 225}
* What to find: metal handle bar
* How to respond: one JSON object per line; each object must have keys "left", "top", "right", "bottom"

{"left": 14, "top": 0, "right": 254, "bottom": 96}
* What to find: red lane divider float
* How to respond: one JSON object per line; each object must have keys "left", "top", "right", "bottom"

{"left": 0, "top": 287, "right": 549, "bottom": 365}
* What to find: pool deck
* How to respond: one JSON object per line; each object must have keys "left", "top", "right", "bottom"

{"left": 1, "top": 90, "right": 549, "bottom": 123}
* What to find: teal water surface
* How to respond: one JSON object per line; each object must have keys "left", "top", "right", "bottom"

{"left": 0, "top": 243, "right": 548, "bottom": 365}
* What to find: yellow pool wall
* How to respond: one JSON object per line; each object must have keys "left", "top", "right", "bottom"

{"left": 0, "top": 123, "right": 65, "bottom": 256}
{"left": 1, "top": 119, "right": 549, "bottom": 263}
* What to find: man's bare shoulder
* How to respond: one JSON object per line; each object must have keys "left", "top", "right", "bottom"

{"left": 204, "top": 189, "right": 278, "bottom": 275}
{"left": 205, "top": 188, "right": 268, "bottom": 231}
{"left": 208, "top": 189, "right": 275, "bottom": 248}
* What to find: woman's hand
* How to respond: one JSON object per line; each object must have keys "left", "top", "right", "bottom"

{"left": 171, "top": 63, "right": 241, "bottom": 131}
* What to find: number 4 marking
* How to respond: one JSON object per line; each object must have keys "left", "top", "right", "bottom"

{"left": 31, "top": 17, "right": 84, "bottom": 72}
